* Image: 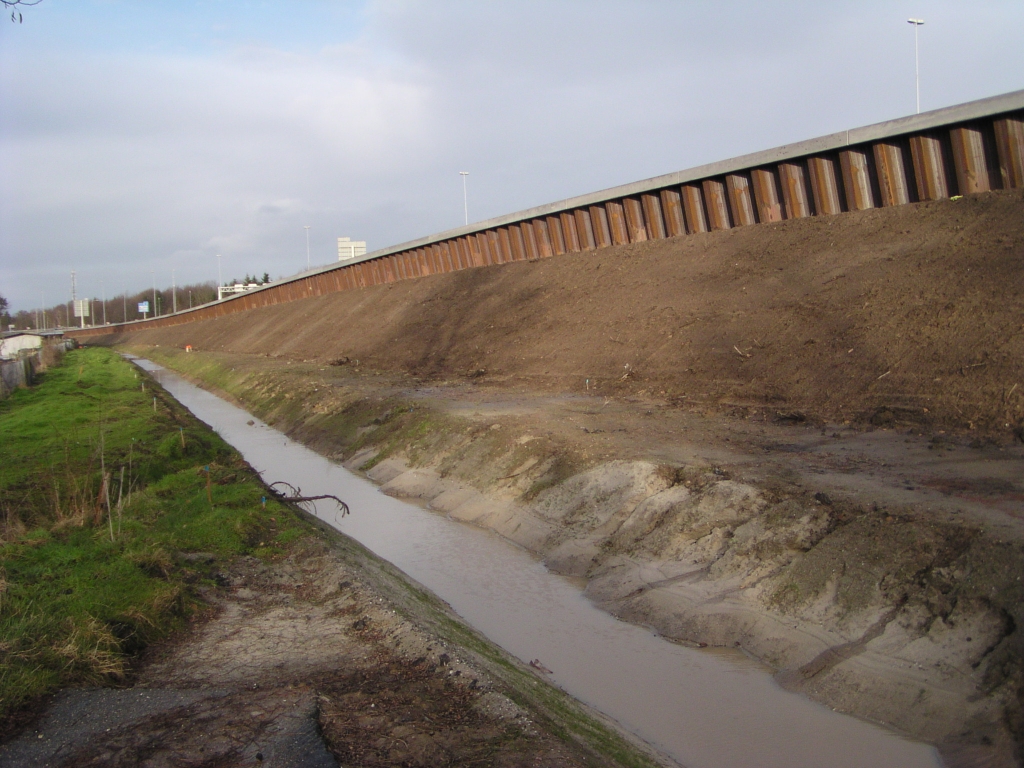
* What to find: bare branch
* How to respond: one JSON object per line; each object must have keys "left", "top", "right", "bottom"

{"left": 268, "top": 480, "right": 350, "bottom": 519}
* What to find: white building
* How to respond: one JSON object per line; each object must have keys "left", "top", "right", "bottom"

{"left": 0, "top": 333, "right": 43, "bottom": 360}
{"left": 338, "top": 237, "right": 367, "bottom": 261}
{"left": 217, "top": 283, "right": 261, "bottom": 301}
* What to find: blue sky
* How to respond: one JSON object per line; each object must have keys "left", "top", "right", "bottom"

{"left": 2, "top": 0, "right": 1023, "bottom": 311}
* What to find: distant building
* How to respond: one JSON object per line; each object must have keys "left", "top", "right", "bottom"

{"left": 338, "top": 237, "right": 367, "bottom": 261}
{"left": 217, "top": 283, "right": 260, "bottom": 301}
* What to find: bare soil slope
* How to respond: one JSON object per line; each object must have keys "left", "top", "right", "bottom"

{"left": 95, "top": 189, "right": 1024, "bottom": 436}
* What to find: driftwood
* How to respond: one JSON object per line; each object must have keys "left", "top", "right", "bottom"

{"left": 268, "top": 480, "right": 350, "bottom": 519}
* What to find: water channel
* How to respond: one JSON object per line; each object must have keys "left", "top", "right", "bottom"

{"left": 136, "top": 359, "right": 942, "bottom": 768}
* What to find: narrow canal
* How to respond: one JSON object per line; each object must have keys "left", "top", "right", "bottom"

{"left": 136, "top": 359, "right": 941, "bottom": 768}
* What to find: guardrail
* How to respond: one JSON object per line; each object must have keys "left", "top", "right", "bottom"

{"left": 70, "top": 89, "right": 1024, "bottom": 339}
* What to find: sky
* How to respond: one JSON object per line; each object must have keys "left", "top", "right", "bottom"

{"left": 1, "top": 0, "right": 1022, "bottom": 312}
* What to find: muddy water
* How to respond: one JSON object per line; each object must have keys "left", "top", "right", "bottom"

{"left": 137, "top": 360, "right": 941, "bottom": 768}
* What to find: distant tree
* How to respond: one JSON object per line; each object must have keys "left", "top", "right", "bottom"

{"left": 262, "top": 272, "right": 270, "bottom": 284}
{"left": 3, "top": 0, "right": 42, "bottom": 24}
{"left": 0, "top": 293, "right": 10, "bottom": 327}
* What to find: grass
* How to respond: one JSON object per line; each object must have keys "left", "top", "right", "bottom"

{"left": 0, "top": 348, "right": 310, "bottom": 725}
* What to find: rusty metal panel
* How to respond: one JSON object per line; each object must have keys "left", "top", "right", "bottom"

{"left": 589, "top": 205, "right": 611, "bottom": 247}
{"left": 778, "top": 163, "right": 812, "bottom": 218}
{"left": 487, "top": 228, "right": 503, "bottom": 264}
{"left": 457, "top": 238, "right": 472, "bottom": 269}
{"left": 838, "top": 150, "right": 875, "bottom": 210}
{"left": 702, "top": 179, "right": 731, "bottom": 230}
{"left": 509, "top": 224, "right": 527, "bottom": 261}
{"left": 993, "top": 116, "right": 1024, "bottom": 189}
{"left": 641, "top": 193, "right": 666, "bottom": 239}
{"left": 725, "top": 174, "right": 755, "bottom": 226}
{"left": 520, "top": 221, "right": 539, "bottom": 260}
{"left": 909, "top": 134, "right": 950, "bottom": 200}
{"left": 681, "top": 184, "right": 708, "bottom": 233}
{"left": 534, "top": 219, "right": 553, "bottom": 257}
{"left": 459, "top": 237, "right": 475, "bottom": 267}
{"left": 950, "top": 126, "right": 991, "bottom": 194}
{"left": 546, "top": 216, "right": 566, "bottom": 255}
{"left": 606, "top": 201, "right": 629, "bottom": 244}
{"left": 659, "top": 189, "right": 685, "bottom": 236}
{"left": 497, "top": 227, "right": 513, "bottom": 262}
{"left": 438, "top": 241, "right": 453, "bottom": 271}
{"left": 482, "top": 233, "right": 496, "bottom": 265}
{"left": 470, "top": 235, "right": 485, "bottom": 266}
{"left": 560, "top": 212, "right": 580, "bottom": 251}
{"left": 419, "top": 248, "right": 432, "bottom": 274}
{"left": 623, "top": 197, "right": 648, "bottom": 242}
{"left": 872, "top": 142, "right": 911, "bottom": 206}
{"left": 807, "top": 156, "right": 843, "bottom": 215}
{"left": 575, "top": 209, "right": 596, "bottom": 250}
{"left": 750, "top": 169, "right": 782, "bottom": 222}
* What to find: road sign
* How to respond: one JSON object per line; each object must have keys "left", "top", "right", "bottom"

{"left": 73, "top": 299, "right": 90, "bottom": 318}
{"left": 138, "top": 301, "right": 149, "bottom": 313}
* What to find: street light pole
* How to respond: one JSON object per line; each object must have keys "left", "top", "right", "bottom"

{"left": 304, "top": 225, "right": 311, "bottom": 270}
{"left": 460, "top": 171, "right": 469, "bottom": 226}
{"left": 102, "top": 280, "right": 107, "bottom": 325}
{"left": 172, "top": 269, "right": 177, "bottom": 314}
{"left": 908, "top": 18, "right": 924, "bottom": 114}
{"left": 217, "top": 254, "right": 222, "bottom": 288}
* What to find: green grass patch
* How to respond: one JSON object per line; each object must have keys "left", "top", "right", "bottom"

{"left": 0, "top": 347, "right": 312, "bottom": 723}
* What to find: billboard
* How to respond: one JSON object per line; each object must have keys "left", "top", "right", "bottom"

{"left": 73, "top": 299, "right": 90, "bottom": 318}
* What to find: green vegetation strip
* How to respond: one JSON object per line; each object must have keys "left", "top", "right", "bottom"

{"left": 0, "top": 348, "right": 307, "bottom": 723}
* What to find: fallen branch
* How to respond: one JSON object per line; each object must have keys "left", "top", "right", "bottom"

{"left": 268, "top": 480, "right": 350, "bottom": 518}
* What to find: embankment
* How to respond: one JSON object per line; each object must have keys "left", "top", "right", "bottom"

{"left": 86, "top": 190, "right": 1024, "bottom": 437}
{"left": 81, "top": 190, "right": 1024, "bottom": 765}
{"left": 126, "top": 347, "right": 1024, "bottom": 768}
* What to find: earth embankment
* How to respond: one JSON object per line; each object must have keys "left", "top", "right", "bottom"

{"left": 85, "top": 189, "right": 1024, "bottom": 765}
{"left": 88, "top": 189, "right": 1024, "bottom": 437}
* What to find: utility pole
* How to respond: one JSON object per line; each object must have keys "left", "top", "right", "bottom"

{"left": 217, "top": 254, "right": 222, "bottom": 287}
{"left": 122, "top": 287, "right": 127, "bottom": 324}
{"left": 172, "top": 269, "right": 177, "bottom": 314}
{"left": 908, "top": 18, "right": 925, "bottom": 114}
{"left": 102, "top": 280, "right": 107, "bottom": 325}
{"left": 152, "top": 270, "right": 157, "bottom": 318}
{"left": 304, "top": 225, "right": 311, "bottom": 270}
{"left": 460, "top": 171, "right": 469, "bottom": 225}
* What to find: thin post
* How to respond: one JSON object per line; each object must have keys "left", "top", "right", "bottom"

{"left": 908, "top": 18, "right": 924, "bottom": 114}
{"left": 460, "top": 171, "right": 469, "bottom": 225}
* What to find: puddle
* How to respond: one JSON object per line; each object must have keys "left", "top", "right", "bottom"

{"left": 135, "top": 358, "right": 942, "bottom": 768}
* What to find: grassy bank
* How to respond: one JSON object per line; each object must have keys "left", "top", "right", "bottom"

{"left": 0, "top": 348, "right": 307, "bottom": 727}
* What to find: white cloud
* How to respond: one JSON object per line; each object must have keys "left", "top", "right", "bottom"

{"left": 1, "top": 0, "right": 1022, "bottom": 310}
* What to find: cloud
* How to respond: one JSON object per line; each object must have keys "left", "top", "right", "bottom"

{"left": 1, "top": 0, "right": 1022, "bottom": 310}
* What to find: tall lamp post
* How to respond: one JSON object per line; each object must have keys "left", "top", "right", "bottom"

{"left": 459, "top": 171, "right": 469, "bottom": 226}
{"left": 907, "top": 18, "right": 924, "bottom": 114}
{"left": 304, "top": 225, "right": 311, "bottom": 270}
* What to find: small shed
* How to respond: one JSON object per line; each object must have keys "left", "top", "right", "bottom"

{"left": 0, "top": 332, "right": 44, "bottom": 361}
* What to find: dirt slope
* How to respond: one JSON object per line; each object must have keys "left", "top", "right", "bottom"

{"left": 92, "top": 189, "right": 1024, "bottom": 437}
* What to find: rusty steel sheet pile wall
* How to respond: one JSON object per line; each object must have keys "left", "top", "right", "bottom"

{"left": 70, "top": 91, "right": 1024, "bottom": 340}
